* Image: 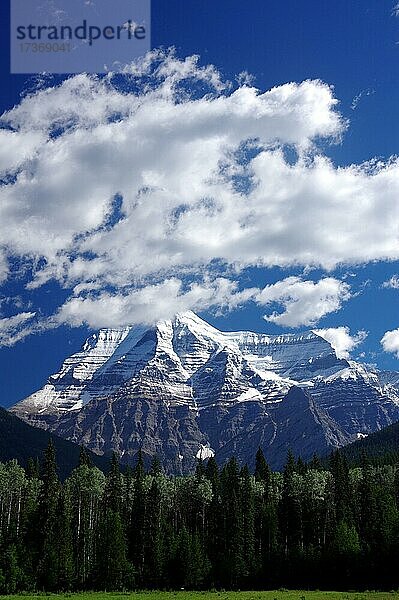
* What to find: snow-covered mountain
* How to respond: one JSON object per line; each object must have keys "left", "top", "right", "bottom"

{"left": 10, "top": 311, "right": 399, "bottom": 472}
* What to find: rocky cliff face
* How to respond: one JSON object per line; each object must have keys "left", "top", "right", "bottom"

{"left": 10, "top": 311, "right": 399, "bottom": 472}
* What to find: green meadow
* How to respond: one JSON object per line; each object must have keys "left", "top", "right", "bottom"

{"left": 1, "top": 591, "right": 398, "bottom": 600}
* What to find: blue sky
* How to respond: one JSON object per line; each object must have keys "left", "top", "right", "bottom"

{"left": 1, "top": 0, "right": 399, "bottom": 407}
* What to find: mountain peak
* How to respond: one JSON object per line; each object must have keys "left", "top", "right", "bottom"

{"left": 10, "top": 312, "right": 399, "bottom": 473}
{"left": 10, "top": 313, "right": 349, "bottom": 418}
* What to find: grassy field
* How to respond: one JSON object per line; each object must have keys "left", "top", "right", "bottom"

{"left": 1, "top": 592, "right": 398, "bottom": 600}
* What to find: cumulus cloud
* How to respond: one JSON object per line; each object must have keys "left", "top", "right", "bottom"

{"left": 382, "top": 275, "right": 399, "bottom": 289}
{"left": 314, "top": 326, "right": 368, "bottom": 359}
{"left": 0, "top": 130, "right": 46, "bottom": 176}
{"left": 381, "top": 329, "right": 399, "bottom": 358}
{"left": 256, "top": 277, "right": 351, "bottom": 327}
{"left": 0, "top": 50, "right": 398, "bottom": 335}
{"left": 0, "top": 54, "right": 346, "bottom": 268}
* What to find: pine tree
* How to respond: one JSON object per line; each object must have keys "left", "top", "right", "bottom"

{"left": 123, "top": 465, "right": 134, "bottom": 525}
{"left": 55, "top": 486, "right": 74, "bottom": 590}
{"left": 296, "top": 456, "right": 307, "bottom": 475}
{"left": 329, "top": 450, "right": 352, "bottom": 525}
{"left": 279, "top": 450, "right": 303, "bottom": 556}
{"left": 358, "top": 458, "right": 379, "bottom": 551}
{"left": 149, "top": 455, "right": 162, "bottom": 476}
{"left": 205, "top": 457, "right": 219, "bottom": 487}
{"left": 169, "top": 526, "right": 210, "bottom": 589}
{"left": 37, "top": 440, "right": 61, "bottom": 590}
{"left": 204, "top": 456, "right": 221, "bottom": 586}
{"left": 255, "top": 447, "right": 271, "bottom": 484}
{"left": 134, "top": 448, "right": 145, "bottom": 480}
{"left": 309, "top": 453, "right": 323, "bottom": 471}
{"left": 394, "top": 465, "right": 399, "bottom": 509}
{"left": 195, "top": 458, "right": 205, "bottom": 478}
{"left": 26, "top": 457, "right": 40, "bottom": 479}
{"left": 143, "top": 477, "right": 164, "bottom": 587}
{"left": 78, "top": 446, "right": 93, "bottom": 468}
{"left": 240, "top": 464, "right": 256, "bottom": 581}
{"left": 128, "top": 449, "right": 147, "bottom": 583}
{"left": 219, "top": 457, "right": 246, "bottom": 587}
{"left": 19, "top": 466, "right": 41, "bottom": 589}
{"left": 96, "top": 509, "right": 133, "bottom": 590}
{"left": 106, "top": 453, "right": 123, "bottom": 513}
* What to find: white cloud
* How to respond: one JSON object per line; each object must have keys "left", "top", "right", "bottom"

{"left": 314, "top": 326, "right": 368, "bottom": 359}
{"left": 55, "top": 277, "right": 257, "bottom": 329}
{"left": 256, "top": 277, "right": 351, "bottom": 327}
{"left": 0, "top": 51, "right": 398, "bottom": 334}
{"left": 54, "top": 274, "right": 346, "bottom": 330}
{"left": 0, "top": 312, "right": 36, "bottom": 346}
{"left": 381, "top": 329, "right": 399, "bottom": 358}
{"left": 382, "top": 275, "right": 399, "bottom": 289}
{"left": 0, "top": 129, "right": 46, "bottom": 176}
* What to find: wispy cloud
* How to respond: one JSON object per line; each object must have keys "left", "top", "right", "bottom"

{"left": 0, "top": 312, "right": 36, "bottom": 346}
{"left": 351, "top": 88, "right": 375, "bottom": 110}
{"left": 382, "top": 275, "right": 399, "bottom": 289}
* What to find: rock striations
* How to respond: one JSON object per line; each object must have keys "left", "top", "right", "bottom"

{"left": 10, "top": 311, "right": 399, "bottom": 472}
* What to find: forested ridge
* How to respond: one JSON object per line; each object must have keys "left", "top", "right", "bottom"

{"left": 0, "top": 406, "right": 109, "bottom": 477}
{"left": 0, "top": 444, "right": 399, "bottom": 593}
{"left": 340, "top": 420, "right": 399, "bottom": 466}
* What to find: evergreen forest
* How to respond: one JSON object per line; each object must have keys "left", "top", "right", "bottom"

{"left": 0, "top": 444, "right": 398, "bottom": 592}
